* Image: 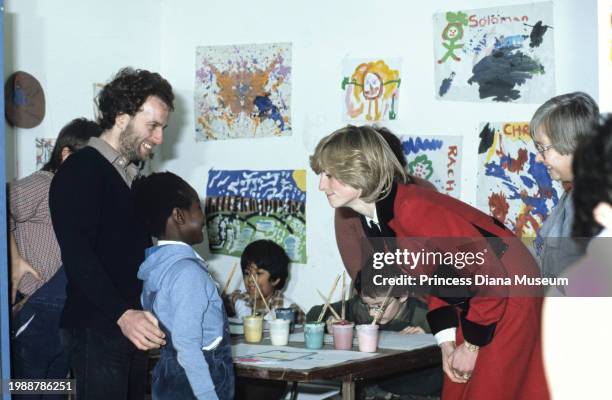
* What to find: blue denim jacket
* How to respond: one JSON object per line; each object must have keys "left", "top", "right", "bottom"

{"left": 138, "top": 242, "right": 226, "bottom": 399}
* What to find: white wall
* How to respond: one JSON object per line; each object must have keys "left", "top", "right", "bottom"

{"left": 597, "top": 0, "right": 612, "bottom": 112}
{"left": 4, "top": 0, "right": 600, "bottom": 313}
{"left": 4, "top": 0, "right": 162, "bottom": 177}
{"left": 155, "top": 0, "right": 600, "bottom": 312}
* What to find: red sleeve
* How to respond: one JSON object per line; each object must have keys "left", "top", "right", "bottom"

{"left": 396, "top": 192, "right": 507, "bottom": 345}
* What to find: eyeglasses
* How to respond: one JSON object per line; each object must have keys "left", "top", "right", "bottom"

{"left": 363, "top": 298, "right": 396, "bottom": 314}
{"left": 534, "top": 142, "right": 554, "bottom": 155}
{"left": 366, "top": 304, "right": 383, "bottom": 313}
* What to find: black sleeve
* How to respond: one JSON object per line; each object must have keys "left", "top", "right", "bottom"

{"left": 460, "top": 313, "right": 497, "bottom": 347}
{"left": 49, "top": 155, "right": 129, "bottom": 323}
{"left": 426, "top": 305, "right": 459, "bottom": 335}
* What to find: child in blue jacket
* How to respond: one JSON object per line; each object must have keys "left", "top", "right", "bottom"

{"left": 134, "top": 172, "right": 234, "bottom": 400}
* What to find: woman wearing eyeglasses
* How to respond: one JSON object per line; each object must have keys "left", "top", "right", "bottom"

{"left": 529, "top": 92, "right": 599, "bottom": 279}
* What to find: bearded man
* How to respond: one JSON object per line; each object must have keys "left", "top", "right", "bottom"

{"left": 49, "top": 68, "right": 174, "bottom": 400}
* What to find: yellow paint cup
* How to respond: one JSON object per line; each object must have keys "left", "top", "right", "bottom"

{"left": 243, "top": 315, "right": 264, "bottom": 343}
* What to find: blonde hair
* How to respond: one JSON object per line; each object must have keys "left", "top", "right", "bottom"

{"left": 309, "top": 125, "right": 407, "bottom": 203}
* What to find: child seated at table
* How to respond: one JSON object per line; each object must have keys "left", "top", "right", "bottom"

{"left": 306, "top": 271, "right": 442, "bottom": 400}
{"left": 226, "top": 239, "right": 305, "bottom": 324}
{"left": 134, "top": 172, "right": 234, "bottom": 400}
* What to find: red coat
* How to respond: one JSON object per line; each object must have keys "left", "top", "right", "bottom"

{"left": 386, "top": 184, "right": 550, "bottom": 400}
{"left": 334, "top": 175, "right": 436, "bottom": 280}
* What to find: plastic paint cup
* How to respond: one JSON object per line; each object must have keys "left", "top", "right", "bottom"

{"left": 269, "top": 319, "right": 291, "bottom": 346}
{"left": 304, "top": 322, "right": 325, "bottom": 349}
{"left": 243, "top": 315, "right": 264, "bottom": 343}
{"left": 275, "top": 307, "right": 296, "bottom": 333}
{"left": 356, "top": 324, "right": 379, "bottom": 352}
{"left": 332, "top": 321, "right": 354, "bottom": 350}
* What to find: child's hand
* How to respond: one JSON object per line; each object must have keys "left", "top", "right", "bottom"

{"left": 400, "top": 326, "right": 425, "bottom": 335}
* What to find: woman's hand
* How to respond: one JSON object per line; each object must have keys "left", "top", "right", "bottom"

{"left": 440, "top": 341, "right": 470, "bottom": 384}
{"left": 10, "top": 255, "right": 41, "bottom": 304}
{"left": 399, "top": 326, "right": 425, "bottom": 335}
{"left": 449, "top": 342, "right": 478, "bottom": 383}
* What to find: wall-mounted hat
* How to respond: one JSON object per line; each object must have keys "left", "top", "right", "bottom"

{"left": 4, "top": 71, "right": 46, "bottom": 128}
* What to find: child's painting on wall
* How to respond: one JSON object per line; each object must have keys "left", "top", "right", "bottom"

{"left": 400, "top": 135, "right": 463, "bottom": 198}
{"left": 35, "top": 138, "right": 55, "bottom": 170}
{"left": 195, "top": 42, "right": 292, "bottom": 141}
{"left": 342, "top": 58, "right": 401, "bottom": 122}
{"left": 476, "top": 121, "right": 562, "bottom": 238}
{"left": 205, "top": 169, "right": 306, "bottom": 263}
{"left": 433, "top": 2, "right": 555, "bottom": 103}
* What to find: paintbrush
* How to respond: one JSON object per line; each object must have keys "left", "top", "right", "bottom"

{"left": 316, "top": 274, "right": 341, "bottom": 323}
{"left": 250, "top": 273, "right": 275, "bottom": 320}
{"left": 341, "top": 271, "right": 346, "bottom": 320}
{"left": 317, "top": 289, "right": 342, "bottom": 320}
{"left": 222, "top": 262, "right": 238, "bottom": 295}
{"left": 371, "top": 285, "right": 394, "bottom": 325}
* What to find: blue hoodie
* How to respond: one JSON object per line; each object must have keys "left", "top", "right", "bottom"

{"left": 138, "top": 242, "right": 225, "bottom": 400}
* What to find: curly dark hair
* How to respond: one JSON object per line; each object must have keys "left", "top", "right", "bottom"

{"left": 42, "top": 118, "right": 101, "bottom": 173}
{"left": 132, "top": 171, "right": 198, "bottom": 238}
{"left": 572, "top": 115, "right": 612, "bottom": 237}
{"left": 96, "top": 67, "right": 174, "bottom": 130}
{"left": 241, "top": 240, "right": 290, "bottom": 290}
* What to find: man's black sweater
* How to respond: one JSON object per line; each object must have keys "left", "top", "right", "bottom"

{"left": 49, "top": 146, "right": 151, "bottom": 329}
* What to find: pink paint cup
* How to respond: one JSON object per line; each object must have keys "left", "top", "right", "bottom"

{"left": 356, "top": 324, "right": 379, "bottom": 352}
{"left": 332, "top": 321, "right": 354, "bottom": 350}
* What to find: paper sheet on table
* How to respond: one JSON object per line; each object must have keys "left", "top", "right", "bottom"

{"left": 232, "top": 343, "right": 375, "bottom": 369}
{"left": 288, "top": 331, "right": 436, "bottom": 351}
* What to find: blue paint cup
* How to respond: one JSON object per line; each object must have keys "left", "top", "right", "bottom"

{"left": 304, "top": 322, "right": 325, "bottom": 349}
{"left": 275, "top": 308, "right": 296, "bottom": 333}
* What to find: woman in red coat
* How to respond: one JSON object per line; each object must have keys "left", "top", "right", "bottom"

{"left": 334, "top": 125, "right": 436, "bottom": 280}
{"left": 310, "top": 125, "right": 550, "bottom": 400}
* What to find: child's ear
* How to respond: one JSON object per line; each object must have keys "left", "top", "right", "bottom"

{"left": 398, "top": 295, "right": 408, "bottom": 303}
{"left": 171, "top": 207, "right": 185, "bottom": 225}
{"left": 271, "top": 277, "right": 281, "bottom": 288}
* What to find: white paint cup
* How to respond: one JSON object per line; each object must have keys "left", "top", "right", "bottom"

{"left": 356, "top": 324, "right": 379, "bottom": 352}
{"left": 269, "top": 319, "right": 291, "bottom": 346}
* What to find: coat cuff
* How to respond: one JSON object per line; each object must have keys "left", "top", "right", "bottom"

{"left": 426, "top": 306, "right": 458, "bottom": 335}
{"left": 460, "top": 313, "right": 497, "bottom": 346}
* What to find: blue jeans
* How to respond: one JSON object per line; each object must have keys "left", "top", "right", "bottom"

{"left": 11, "top": 267, "right": 69, "bottom": 400}
{"left": 61, "top": 326, "right": 148, "bottom": 400}
{"left": 153, "top": 331, "right": 234, "bottom": 400}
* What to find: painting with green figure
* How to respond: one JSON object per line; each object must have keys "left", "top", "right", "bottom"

{"left": 342, "top": 58, "right": 401, "bottom": 122}
{"left": 433, "top": 2, "right": 555, "bottom": 103}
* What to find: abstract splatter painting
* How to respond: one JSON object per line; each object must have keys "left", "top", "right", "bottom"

{"left": 205, "top": 169, "right": 306, "bottom": 263}
{"left": 342, "top": 58, "right": 401, "bottom": 121}
{"left": 400, "top": 135, "right": 462, "bottom": 198}
{"left": 476, "top": 122, "right": 562, "bottom": 238}
{"left": 195, "top": 43, "right": 292, "bottom": 141}
{"left": 35, "top": 138, "right": 55, "bottom": 170}
{"left": 434, "top": 2, "right": 554, "bottom": 103}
